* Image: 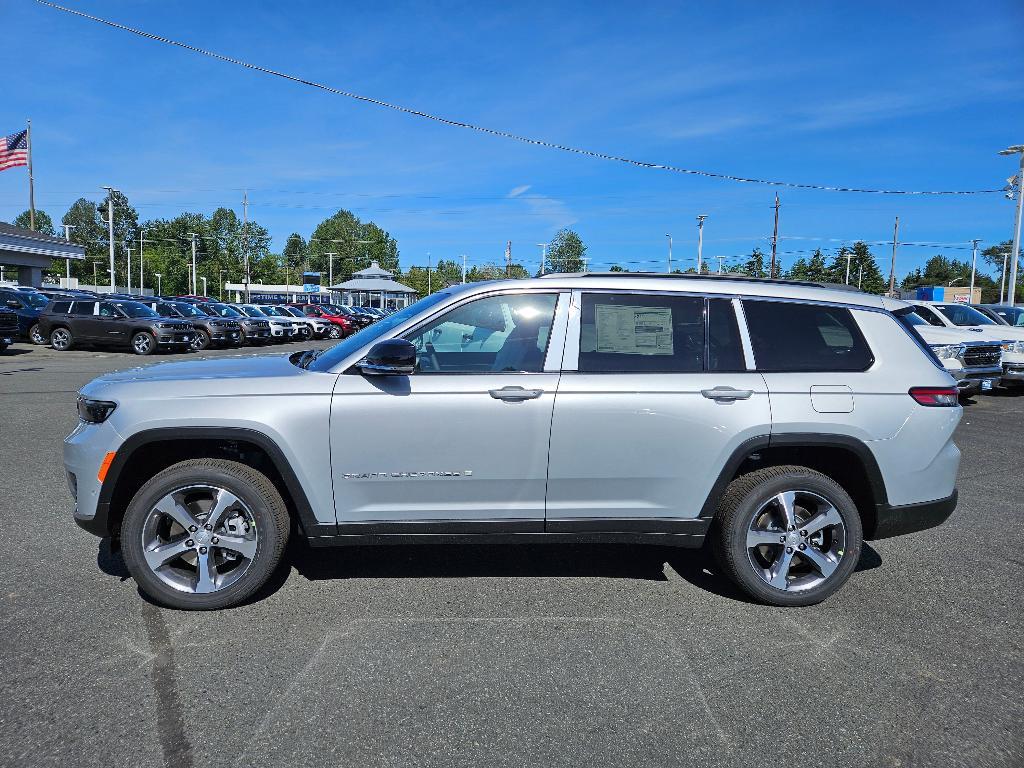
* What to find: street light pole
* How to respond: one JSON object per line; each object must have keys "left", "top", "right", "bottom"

{"left": 969, "top": 239, "right": 981, "bottom": 300}
{"left": 101, "top": 186, "right": 118, "bottom": 292}
{"left": 888, "top": 217, "right": 900, "bottom": 295}
{"left": 186, "top": 232, "right": 198, "bottom": 294}
{"left": 461, "top": 254, "right": 467, "bottom": 283}
{"left": 696, "top": 216, "right": 707, "bottom": 274}
{"left": 999, "top": 145, "right": 1024, "bottom": 307}
{"left": 155, "top": 273, "right": 162, "bottom": 295}
{"left": 62, "top": 224, "right": 76, "bottom": 282}
{"left": 665, "top": 233, "right": 673, "bottom": 273}
{"left": 427, "top": 252, "right": 432, "bottom": 294}
{"left": 845, "top": 249, "right": 852, "bottom": 285}
{"left": 201, "top": 276, "right": 207, "bottom": 296}
{"left": 536, "top": 243, "right": 547, "bottom": 276}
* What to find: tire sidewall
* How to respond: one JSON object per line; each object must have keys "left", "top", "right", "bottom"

{"left": 121, "top": 462, "right": 287, "bottom": 610}
{"left": 719, "top": 470, "right": 863, "bottom": 607}
{"left": 192, "top": 330, "right": 210, "bottom": 350}
{"left": 132, "top": 331, "right": 155, "bottom": 356}
{"left": 328, "top": 325, "right": 342, "bottom": 339}
{"left": 51, "top": 327, "right": 72, "bottom": 350}
{"left": 29, "top": 323, "right": 46, "bottom": 345}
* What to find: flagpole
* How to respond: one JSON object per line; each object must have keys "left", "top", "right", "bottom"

{"left": 26, "top": 120, "right": 36, "bottom": 231}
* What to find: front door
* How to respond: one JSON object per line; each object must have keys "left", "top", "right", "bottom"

{"left": 545, "top": 291, "right": 771, "bottom": 530}
{"left": 329, "top": 291, "right": 566, "bottom": 530}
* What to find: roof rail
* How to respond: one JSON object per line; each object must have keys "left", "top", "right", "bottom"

{"left": 536, "top": 272, "right": 841, "bottom": 290}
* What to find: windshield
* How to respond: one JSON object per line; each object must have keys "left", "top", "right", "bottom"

{"left": 113, "top": 301, "right": 159, "bottom": 318}
{"left": 207, "top": 303, "right": 242, "bottom": 318}
{"left": 898, "top": 310, "right": 929, "bottom": 327}
{"left": 933, "top": 304, "right": 995, "bottom": 326}
{"left": 281, "top": 306, "right": 303, "bottom": 318}
{"left": 21, "top": 292, "right": 50, "bottom": 309}
{"left": 306, "top": 292, "right": 454, "bottom": 372}
{"left": 239, "top": 305, "right": 267, "bottom": 317}
{"left": 261, "top": 306, "right": 287, "bottom": 317}
{"left": 171, "top": 303, "right": 204, "bottom": 317}
{"left": 993, "top": 306, "right": 1024, "bottom": 326}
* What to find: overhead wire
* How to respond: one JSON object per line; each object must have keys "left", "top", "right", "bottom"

{"left": 37, "top": 1, "right": 1003, "bottom": 197}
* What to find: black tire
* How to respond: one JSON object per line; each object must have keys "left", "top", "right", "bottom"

{"left": 29, "top": 323, "right": 46, "bottom": 345}
{"left": 50, "top": 326, "right": 73, "bottom": 351}
{"left": 121, "top": 459, "right": 290, "bottom": 610}
{"left": 711, "top": 465, "right": 863, "bottom": 607}
{"left": 191, "top": 329, "right": 211, "bottom": 351}
{"left": 327, "top": 324, "right": 342, "bottom": 339}
{"left": 131, "top": 331, "right": 156, "bottom": 356}
{"left": 238, "top": 328, "right": 249, "bottom": 346}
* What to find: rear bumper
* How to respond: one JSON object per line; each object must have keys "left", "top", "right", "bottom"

{"left": 871, "top": 489, "right": 957, "bottom": 540}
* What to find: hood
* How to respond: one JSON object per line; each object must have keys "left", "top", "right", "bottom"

{"left": 913, "top": 325, "right": 995, "bottom": 345}
{"left": 83, "top": 353, "right": 301, "bottom": 389}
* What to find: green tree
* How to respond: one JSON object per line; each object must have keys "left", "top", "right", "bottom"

{"left": 13, "top": 209, "right": 55, "bottom": 236}
{"left": 740, "top": 248, "right": 767, "bottom": 278}
{"left": 310, "top": 209, "right": 400, "bottom": 283}
{"left": 61, "top": 199, "right": 106, "bottom": 284}
{"left": 544, "top": 229, "right": 586, "bottom": 273}
{"left": 980, "top": 240, "right": 1022, "bottom": 301}
{"left": 609, "top": 264, "right": 628, "bottom": 272}
{"left": 826, "top": 241, "right": 886, "bottom": 293}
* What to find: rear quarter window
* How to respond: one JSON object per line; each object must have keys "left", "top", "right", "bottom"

{"left": 50, "top": 301, "right": 71, "bottom": 314}
{"left": 743, "top": 300, "right": 874, "bottom": 372}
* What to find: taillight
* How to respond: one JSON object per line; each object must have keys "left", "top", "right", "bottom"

{"left": 909, "top": 386, "right": 959, "bottom": 406}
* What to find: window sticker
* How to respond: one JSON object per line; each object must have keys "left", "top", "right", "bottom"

{"left": 595, "top": 304, "right": 673, "bottom": 355}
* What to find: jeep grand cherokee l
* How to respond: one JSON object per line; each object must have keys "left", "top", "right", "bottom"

{"left": 41, "top": 299, "right": 195, "bottom": 355}
{"left": 65, "top": 275, "right": 961, "bottom": 610}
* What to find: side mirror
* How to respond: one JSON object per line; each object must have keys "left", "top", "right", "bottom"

{"left": 359, "top": 339, "right": 416, "bottom": 376}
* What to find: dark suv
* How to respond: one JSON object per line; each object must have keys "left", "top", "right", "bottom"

{"left": 0, "top": 287, "right": 52, "bottom": 344}
{"left": 0, "top": 306, "right": 17, "bottom": 351}
{"left": 39, "top": 299, "right": 195, "bottom": 355}
{"left": 142, "top": 300, "right": 242, "bottom": 350}
{"left": 196, "top": 302, "right": 271, "bottom": 345}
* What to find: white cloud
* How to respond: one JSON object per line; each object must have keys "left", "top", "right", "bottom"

{"left": 507, "top": 184, "right": 531, "bottom": 198}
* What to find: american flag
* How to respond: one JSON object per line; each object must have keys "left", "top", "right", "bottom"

{"left": 0, "top": 130, "right": 29, "bottom": 173}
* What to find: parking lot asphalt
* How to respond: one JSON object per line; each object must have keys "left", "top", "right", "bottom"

{"left": 1, "top": 339, "right": 1021, "bottom": 768}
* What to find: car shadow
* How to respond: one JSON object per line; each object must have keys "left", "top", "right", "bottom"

{"left": 0, "top": 347, "right": 35, "bottom": 356}
{"left": 96, "top": 536, "right": 884, "bottom": 608}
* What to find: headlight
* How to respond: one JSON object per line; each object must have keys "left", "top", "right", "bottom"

{"left": 930, "top": 344, "right": 963, "bottom": 360}
{"left": 1000, "top": 340, "right": 1024, "bottom": 354}
{"left": 77, "top": 397, "right": 116, "bottom": 423}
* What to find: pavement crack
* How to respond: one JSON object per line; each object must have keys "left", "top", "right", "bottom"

{"left": 141, "top": 602, "right": 195, "bottom": 768}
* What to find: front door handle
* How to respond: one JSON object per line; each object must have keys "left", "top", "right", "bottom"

{"left": 701, "top": 386, "right": 753, "bottom": 402}
{"left": 489, "top": 386, "right": 544, "bottom": 402}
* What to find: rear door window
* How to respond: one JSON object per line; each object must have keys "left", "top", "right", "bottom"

{"left": 743, "top": 300, "right": 874, "bottom": 372}
{"left": 50, "top": 301, "right": 71, "bottom": 314}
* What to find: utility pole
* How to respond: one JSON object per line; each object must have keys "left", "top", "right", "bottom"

{"left": 1000, "top": 252, "right": 1009, "bottom": 304}
{"left": 92, "top": 262, "right": 98, "bottom": 288}
{"left": 325, "top": 252, "right": 336, "bottom": 288}
{"left": 696, "top": 215, "right": 707, "bottom": 274}
{"left": 101, "top": 186, "right": 117, "bottom": 292}
{"left": 888, "top": 216, "right": 900, "bottom": 295}
{"left": 665, "top": 233, "right": 673, "bottom": 273}
{"left": 858, "top": 265, "right": 864, "bottom": 290}
{"left": 186, "top": 232, "right": 198, "bottom": 294}
{"left": 845, "top": 248, "right": 852, "bottom": 285}
{"left": 505, "top": 240, "right": 512, "bottom": 277}
{"left": 715, "top": 256, "right": 727, "bottom": 274}
{"left": 969, "top": 239, "right": 981, "bottom": 300}
{"left": 427, "top": 252, "right": 432, "bottom": 294}
{"left": 999, "top": 145, "right": 1024, "bottom": 307}
{"left": 138, "top": 229, "right": 147, "bottom": 294}
{"left": 62, "top": 224, "right": 76, "bottom": 282}
{"left": 769, "top": 194, "right": 780, "bottom": 278}
{"left": 26, "top": 120, "right": 36, "bottom": 231}
{"left": 201, "top": 276, "right": 207, "bottom": 296}
{"left": 461, "top": 254, "right": 467, "bottom": 283}
{"left": 242, "top": 189, "right": 250, "bottom": 303}
{"left": 537, "top": 243, "right": 547, "bottom": 275}
{"left": 124, "top": 241, "right": 132, "bottom": 293}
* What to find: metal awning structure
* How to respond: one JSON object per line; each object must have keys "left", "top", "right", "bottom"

{"left": 330, "top": 262, "right": 417, "bottom": 308}
{"left": 0, "top": 222, "right": 85, "bottom": 287}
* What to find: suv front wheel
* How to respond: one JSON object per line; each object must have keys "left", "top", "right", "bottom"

{"left": 712, "top": 466, "right": 863, "bottom": 607}
{"left": 121, "top": 459, "right": 290, "bottom": 610}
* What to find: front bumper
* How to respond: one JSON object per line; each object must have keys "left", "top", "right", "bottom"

{"left": 1001, "top": 363, "right": 1024, "bottom": 384}
{"left": 952, "top": 364, "right": 1001, "bottom": 394}
{"left": 871, "top": 490, "right": 958, "bottom": 540}
{"left": 64, "top": 419, "right": 123, "bottom": 537}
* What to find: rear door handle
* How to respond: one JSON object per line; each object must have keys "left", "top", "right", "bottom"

{"left": 489, "top": 386, "right": 544, "bottom": 401}
{"left": 701, "top": 386, "right": 753, "bottom": 401}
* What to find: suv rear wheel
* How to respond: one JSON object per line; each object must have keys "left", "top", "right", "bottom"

{"left": 121, "top": 459, "right": 290, "bottom": 610}
{"left": 712, "top": 466, "right": 863, "bottom": 607}
{"left": 50, "top": 327, "right": 73, "bottom": 351}
{"left": 29, "top": 323, "right": 46, "bottom": 345}
{"left": 327, "top": 324, "right": 342, "bottom": 339}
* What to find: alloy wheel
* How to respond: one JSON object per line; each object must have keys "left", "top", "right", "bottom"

{"left": 140, "top": 485, "right": 259, "bottom": 594}
{"left": 51, "top": 329, "right": 71, "bottom": 350}
{"left": 29, "top": 324, "right": 46, "bottom": 345}
{"left": 746, "top": 490, "right": 846, "bottom": 592}
{"left": 133, "top": 333, "right": 153, "bottom": 354}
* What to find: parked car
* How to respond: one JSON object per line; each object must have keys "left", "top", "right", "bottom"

{"left": 895, "top": 310, "right": 1003, "bottom": 395}
{"left": 68, "top": 274, "right": 961, "bottom": 610}
{"left": 909, "top": 301, "right": 1024, "bottom": 389}
{"left": 195, "top": 302, "right": 271, "bottom": 346}
{"left": 276, "top": 305, "right": 333, "bottom": 338}
{"left": 39, "top": 298, "right": 195, "bottom": 355}
{"left": 977, "top": 304, "right": 1024, "bottom": 328}
{"left": 142, "top": 300, "right": 242, "bottom": 350}
{"left": 234, "top": 304, "right": 298, "bottom": 342}
{"left": 288, "top": 303, "right": 355, "bottom": 338}
{"left": 0, "top": 286, "right": 51, "bottom": 344}
{"left": 0, "top": 306, "right": 18, "bottom": 352}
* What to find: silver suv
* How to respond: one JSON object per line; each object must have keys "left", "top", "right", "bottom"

{"left": 65, "top": 275, "right": 962, "bottom": 609}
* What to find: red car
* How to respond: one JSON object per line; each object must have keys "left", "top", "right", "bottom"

{"left": 288, "top": 303, "right": 355, "bottom": 338}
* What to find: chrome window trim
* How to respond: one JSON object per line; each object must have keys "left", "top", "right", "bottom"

{"left": 732, "top": 297, "right": 756, "bottom": 370}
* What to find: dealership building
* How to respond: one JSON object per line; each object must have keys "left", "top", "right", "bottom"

{"left": 0, "top": 222, "right": 85, "bottom": 287}
{"left": 225, "top": 262, "right": 417, "bottom": 307}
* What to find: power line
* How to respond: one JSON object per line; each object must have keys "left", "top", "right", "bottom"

{"left": 37, "top": 0, "right": 1002, "bottom": 197}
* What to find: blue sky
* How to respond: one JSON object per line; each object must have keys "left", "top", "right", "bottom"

{"left": 3, "top": 0, "right": 1023, "bottom": 277}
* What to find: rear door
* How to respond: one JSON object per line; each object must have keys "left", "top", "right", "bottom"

{"left": 545, "top": 291, "right": 770, "bottom": 531}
